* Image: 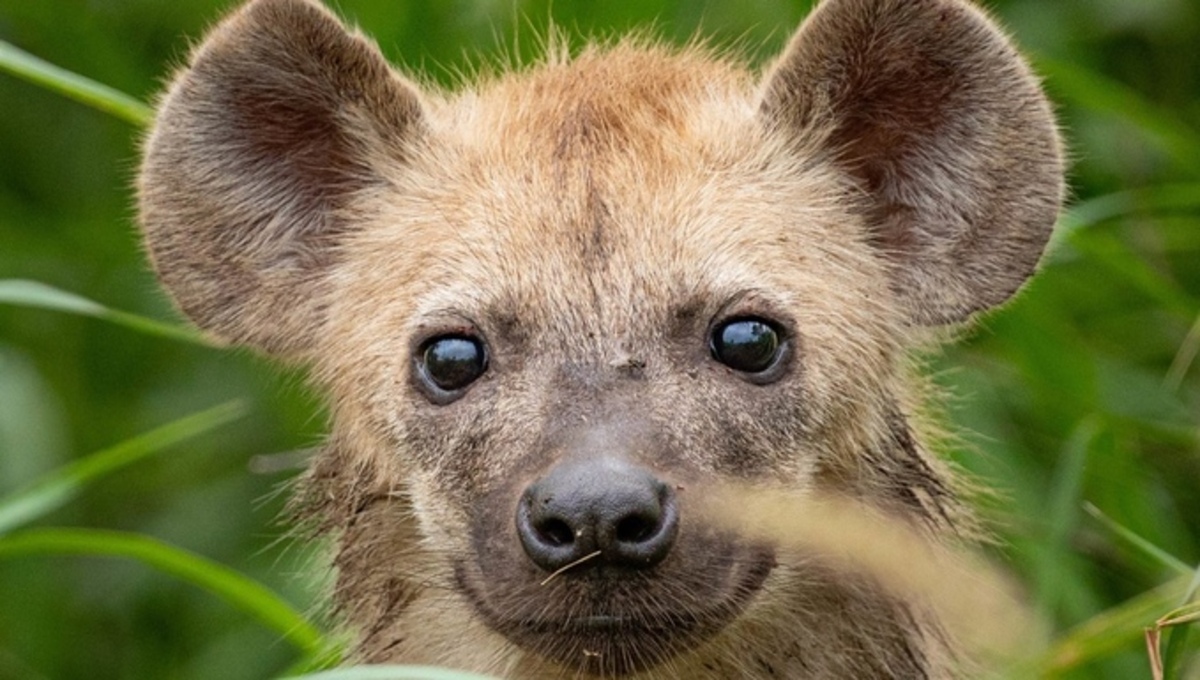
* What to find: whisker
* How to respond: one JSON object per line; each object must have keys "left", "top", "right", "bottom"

{"left": 539, "top": 550, "right": 602, "bottom": 586}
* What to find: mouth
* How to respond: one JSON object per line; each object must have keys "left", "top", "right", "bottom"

{"left": 563, "top": 615, "right": 641, "bottom": 632}
{"left": 456, "top": 545, "right": 775, "bottom": 675}
{"left": 510, "top": 609, "right": 700, "bottom": 636}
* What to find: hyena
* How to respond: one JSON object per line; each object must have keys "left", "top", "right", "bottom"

{"left": 138, "top": 0, "right": 1063, "bottom": 677}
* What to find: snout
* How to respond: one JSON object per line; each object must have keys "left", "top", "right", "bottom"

{"left": 460, "top": 427, "right": 774, "bottom": 675}
{"left": 516, "top": 456, "right": 679, "bottom": 572}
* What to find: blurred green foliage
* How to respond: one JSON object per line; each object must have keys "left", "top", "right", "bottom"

{"left": 0, "top": 0, "right": 1198, "bottom": 678}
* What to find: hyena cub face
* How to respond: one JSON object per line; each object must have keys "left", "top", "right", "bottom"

{"left": 139, "top": 0, "right": 1062, "bottom": 677}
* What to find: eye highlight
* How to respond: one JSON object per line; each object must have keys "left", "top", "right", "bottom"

{"left": 710, "top": 318, "right": 784, "bottom": 376}
{"left": 416, "top": 335, "right": 488, "bottom": 398}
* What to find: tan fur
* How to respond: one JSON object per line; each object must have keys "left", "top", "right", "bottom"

{"left": 138, "top": 0, "right": 1064, "bottom": 677}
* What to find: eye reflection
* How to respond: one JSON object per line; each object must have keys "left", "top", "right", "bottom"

{"left": 710, "top": 318, "right": 782, "bottom": 374}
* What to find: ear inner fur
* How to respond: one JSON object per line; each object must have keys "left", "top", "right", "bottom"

{"left": 138, "top": 0, "right": 425, "bottom": 355}
{"left": 759, "top": 0, "right": 1064, "bottom": 325}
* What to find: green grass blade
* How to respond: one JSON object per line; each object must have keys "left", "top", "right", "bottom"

{"left": 0, "top": 528, "right": 325, "bottom": 657}
{"left": 1036, "top": 57, "right": 1200, "bottom": 173}
{"left": 1029, "top": 575, "right": 1192, "bottom": 676}
{"left": 1084, "top": 503, "right": 1192, "bottom": 576}
{"left": 1056, "top": 183, "right": 1200, "bottom": 239}
{"left": 1184, "top": 567, "right": 1200, "bottom": 607}
{"left": 1067, "top": 230, "right": 1199, "bottom": 320}
{"left": 0, "top": 401, "right": 247, "bottom": 535}
{"left": 1163, "top": 566, "right": 1200, "bottom": 677}
{"left": 286, "top": 667, "right": 498, "bottom": 680}
{"left": 1037, "top": 418, "right": 1098, "bottom": 616}
{"left": 1161, "top": 620, "right": 1195, "bottom": 679}
{"left": 0, "top": 279, "right": 216, "bottom": 346}
{"left": 0, "top": 40, "right": 152, "bottom": 126}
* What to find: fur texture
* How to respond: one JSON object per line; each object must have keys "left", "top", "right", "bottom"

{"left": 138, "top": 0, "right": 1064, "bottom": 677}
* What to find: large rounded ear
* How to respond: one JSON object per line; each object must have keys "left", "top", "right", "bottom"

{"left": 760, "top": 0, "right": 1064, "bottom": 325}
{"left": 138, "top": 0, "right": 425, "bottom": 356}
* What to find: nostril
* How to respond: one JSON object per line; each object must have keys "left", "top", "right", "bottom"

{"left": 615, "top": 514, "right": 655, "bottom": 543}
{"left": 517, "top": 498, "right": 584, "bottom": 572}
{"left": 537, "top": 518, "right": 575, "bottom": 547}
{"left": 606, "top": 486, "right": 678, "bottom": 568}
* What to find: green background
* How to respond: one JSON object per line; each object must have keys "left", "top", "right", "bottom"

{"left": 1, "top": 0, "right": 1198, "bottom": 678}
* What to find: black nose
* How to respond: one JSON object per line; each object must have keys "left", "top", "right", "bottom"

{"left": 516, "top": 457, "right": 679, "bottom": 572}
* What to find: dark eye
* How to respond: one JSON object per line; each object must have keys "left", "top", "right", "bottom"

{"left": 418, "top": 335, "right": 487, "bottom": 395}
{"left": 710, "top": 318, "right": 783, "bottom": 374}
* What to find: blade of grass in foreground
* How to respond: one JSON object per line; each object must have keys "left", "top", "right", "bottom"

{"left": 0, "top": 528, "right": 325, "bottom": 657}
{"left": 0, "top": 401, "right": 247, "bottom": 535}
{"left": 0, "top": 279, "right": 215, "bottom": 347}
{"left": 1161, "top": 565, "right": 1200, "bottom": 678}
{"left": 1085, "top": 504, "right": 1198, "bottom": 676}
{"left": 0, "top": 40, "right": 151, "bottom": 126}
{"left": 1028, "top": 575, "right": 1193, "bottom": 676}
{"left": 1085, "top": 503, "right": 1192, "bottom": 577}
{"left": 286, "top": 667, "right": 498, "bottom": 680}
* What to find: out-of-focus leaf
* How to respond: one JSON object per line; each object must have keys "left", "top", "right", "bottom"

{"left": 1037, "top": 418, "right": 1099, "bottom": 617}
{"left": 0, "top": 346, "right": 69, "bottom": 493}
{"left": 1165, "top": 315, "right": 1200, "bottom": 393}
{"left": 1067, "top": 231, "right": 1198, "bottom": 320}
{"left": 1055, "top": 184, "right": 1200, "bottom": 247}
{"left": 1037, "top": 57, "right": 1200, "bottom": 174}
{"left": 0, "top": 401, "right": 247, "bottom": 535}
{"left": 0, "top": 528, "right": 326, "bottom": 657}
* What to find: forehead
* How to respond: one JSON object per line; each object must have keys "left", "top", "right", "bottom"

{"left": 337, "top": 44, "right": 891, "bottom": 343}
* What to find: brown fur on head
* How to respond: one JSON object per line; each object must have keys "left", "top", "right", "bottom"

{"left": 138, "top": 0, "right": 1063, "bottom": 677}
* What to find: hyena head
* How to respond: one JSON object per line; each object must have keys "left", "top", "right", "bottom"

{"left": 138, "top": 0, "right": 1063, "bottom": 676}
